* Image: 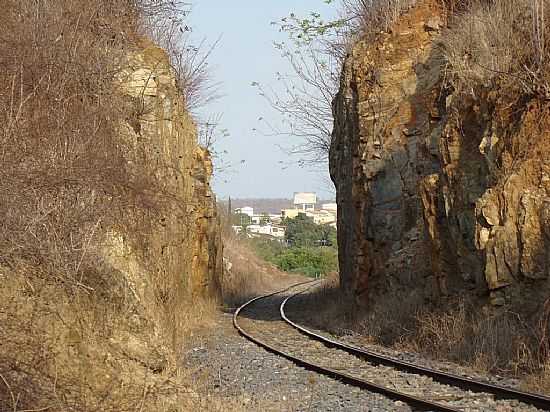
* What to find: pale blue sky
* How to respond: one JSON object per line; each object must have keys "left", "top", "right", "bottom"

{"left": 190, "top": 1, "right": 337, "bottom": 199}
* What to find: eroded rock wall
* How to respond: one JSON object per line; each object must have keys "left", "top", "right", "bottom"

{"left": 108, "top": 39, "right": 223, "bottom": 348}
{"left": 331, "top": 0, "right": 549, "bottom": 311}
{"left": 0, "top": 39, "right": 222, "bottom": 410}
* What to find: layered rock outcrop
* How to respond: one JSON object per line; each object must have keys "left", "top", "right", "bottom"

{"left": 0, "top": 39, "right": 222, "bottom": 410}
{"left": 107, "top": 38, "right": 223, "bottom": 349}
{"left": 331, "top": 0, "right": 549, "bottom": 312}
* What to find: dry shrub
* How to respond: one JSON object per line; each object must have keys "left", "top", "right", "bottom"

{"left": 340, "top": 0, "right": 419, "bottom": 39}
{"left": 144, "top": 3, "right": 220, "bottom": 114}
{"left": 342, "top": 0, "right": 550, "bottom": 99}
{"left": 0, "top": 0, "right": 205, "bottom": 286}
{"left": 222, "top": 234, "right": 305, "bottom": 308}
{"left": 0, "top": 0, "right": 224, "bottom": 410}
{"left": 405, "top": 306, "right": 526, "bottom": 371}
{"left": 389, "top": 299, "right": 550, "bottom": 393}
{"left": 0, "top": 0, "right": 157, "bottom": 288}
{"left": 441, "top": 0, "right": 550, "bottom": 98}
{"left": 1, "top": 267, "right": 169, "bottom": 411}
{"left": 292, "top": 282, "right": 550, "bottom": 393}
{"left": 525, "top": 361, "right": 550, "bottom": 394}
{"left": 0, "top": 264, "right": 228, "bottom": 411}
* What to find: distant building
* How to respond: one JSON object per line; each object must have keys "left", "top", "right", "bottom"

{"left": 281, "top": 208, "right": 301, "bottom": 220}
{"left": 235, "top": 206, "right": 253, "bottom": 217}
{"left": 321, "top": 203, "right": 337, "bottom": 212}
{"left": 250, "top": 213, "right": 271, "bottom": 225}
{"left": 248, "top": 224, "right": 285, "bottom": 239}
{"left": 309, "top": 210, "right": 337, "bottom": 225}
{"left": 269, "top": 214, "right": 282, "bottom": 224}
{"left": 293, "top": 192, "right": 317, "bottom": 212}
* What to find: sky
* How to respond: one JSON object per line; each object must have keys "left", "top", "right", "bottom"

{"left": 189, "top": 1, "right": 338, "bottom": 200}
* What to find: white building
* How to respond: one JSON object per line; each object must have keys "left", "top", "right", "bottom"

{"left": 294, "top": 192, "right": 317, "bottom": 212}
{"left": 250, "top": 214, "right": 272, "bottom": 225}
{"left": 248, "top": 224, "right": 285, "bottom": 239}
{"left": 269, "top": 213, "right": 282, "bottom": 223}
{"left": 321, "top": 203, "right": 337, "bottom": 212}
{"left": 235, "top": 206, "right": 254, "bottom": 217}
{"left": 309, "top": 210, "right": 337, "bottom": 225}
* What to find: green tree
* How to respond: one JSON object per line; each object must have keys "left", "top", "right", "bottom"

{"left": 274, "top": 246, "right": 338, "bottom": 277}
{"left": 232, "top": 213, "right": 251, "bottom": 230}
{"left": 259, "top": 213, "right": 271, "bottom": 226}
{"left": 284, "top": 214, "right": 337, "bottom": 247}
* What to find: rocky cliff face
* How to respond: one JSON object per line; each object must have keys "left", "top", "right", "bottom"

{"left": 331, "top": 0, "right": 549, "bottom": 313}
{"left": 109, "top": 40, "right": 223, "bottom": 338}
{"left": 0, "top": 39, "right": 222, "bottom": 410}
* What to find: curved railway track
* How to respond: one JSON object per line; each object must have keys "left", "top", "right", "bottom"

{"left": 233, "top": 281, "right": 550, "bottom": 412}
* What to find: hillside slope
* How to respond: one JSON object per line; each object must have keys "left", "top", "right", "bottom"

{"left": 0, "top": 2, "right": 222, "bottom": 410}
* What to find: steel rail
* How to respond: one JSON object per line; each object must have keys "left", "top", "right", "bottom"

{"left": 233, "top": 282, "right": 461, "bottom": 412}
{"left": 281, "top": 285, "right": 550, "bottom": 412}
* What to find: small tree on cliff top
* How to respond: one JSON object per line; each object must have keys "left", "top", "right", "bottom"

{"left": 253, "top": 3, "right": 351, "bottom": 166}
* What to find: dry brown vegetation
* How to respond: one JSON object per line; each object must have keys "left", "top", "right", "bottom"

{"left": 0, "top": 0, "right": 214, "bottom": 286}
{"left": 341, "top": 0, "right": 419, "bottom": 35}
{"left": 441, "top": 0, "right": 550, "bottom": 99}
{"left": 221, "top": 233, "right": 306, "bottom": 309}
{"left": 0, "top": 1, "right": 229, "bottom": 410}
{"left": 293, "top": 281, "right": 550, "bottom": 394}
{"left": 397, "top": 298, "right": 550, "bottom": 393}
{"left": 345, "top": 0, "right": 549, "bottom": 98}
{"left": 0, "top": 0, "right": 149, "bottom": 285}
{"left": 0, "top": 265, "right": 228, "bottom": 412}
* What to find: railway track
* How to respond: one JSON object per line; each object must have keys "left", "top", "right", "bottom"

{"left": 233, "top": 281, "right": 550, "bottom": 412}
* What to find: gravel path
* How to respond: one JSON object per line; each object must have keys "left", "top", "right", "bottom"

{"left": 285, "top": 288, "right": 542, "bottom": 394}
{"left": 182, "top": 310, "right": 407, "bottom": 411}
{"left": 182, "top": 284, "right": 547, "bottom": 411}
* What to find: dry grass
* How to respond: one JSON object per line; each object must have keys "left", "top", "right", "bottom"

{"left": 342, "top": 0, "right": 419, "bottom": 35}
{"left": 0, "top": 0, "right": 228, "bottom": 410}
{"left": 395, "top": 300, "right": 550, "bottom": 394}
{"left": 0, "top": 265, "right": 227, "bottom": 411}
{"left": 342, "top": 0, "right": 550, "bottom": 98}
{"left": 441, "top": 0, "right": 550, "bottom": 98}
{"left": 222, "top": 235, "right": 304, "bottom": 308}
{"left": 524, "top": 362, "right": 550, "bottom": 394}
{"left": 294, "top": 281, "right": 550, "bottom": 394}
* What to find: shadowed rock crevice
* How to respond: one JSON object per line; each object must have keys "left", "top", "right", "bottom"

{"left": 330, "top": 0, "right": 549, "bottom": 317}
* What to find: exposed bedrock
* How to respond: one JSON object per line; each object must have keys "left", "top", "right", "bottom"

{"left": 330, "top": 1, "right": 549, "bottom": 312}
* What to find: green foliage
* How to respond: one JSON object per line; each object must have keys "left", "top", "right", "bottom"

{"left": 246, "top": 214, "right": 338, "bottom": 277}
{"left": 250, "top": 237, "right": 286, "bottom": 262}
{"left": 232, "top": 213, "right": 251, "bottom": 228}
{"left": 259, "top": 213, "right": 271, "bottom": 226}
{"left": 284, "top": 214, "right": 337, "bottom": 247}
{"left": 273, "top": 246, "right": 338, "bottom": 277}
{"left": 274, "top": 6, "right": 346, "bottom": 45}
